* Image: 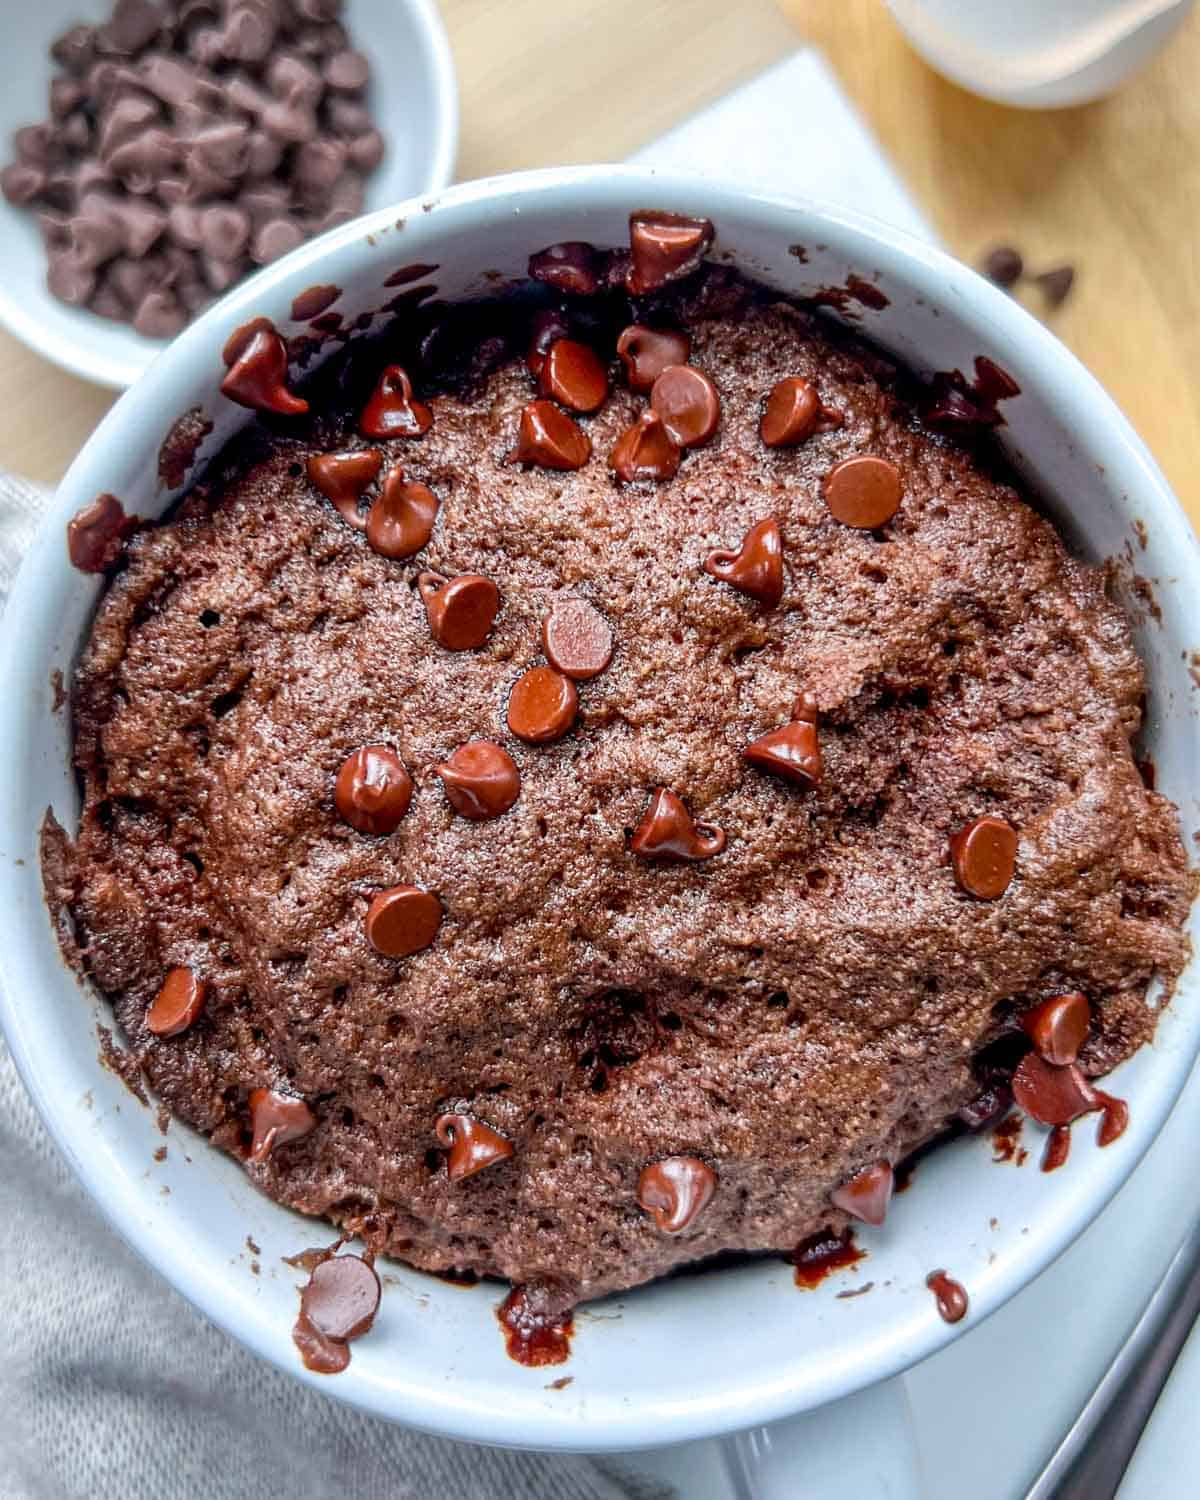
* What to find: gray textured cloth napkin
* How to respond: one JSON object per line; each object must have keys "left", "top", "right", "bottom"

{"left": 0, "top": 470, "right": 663, "bottom": 1500}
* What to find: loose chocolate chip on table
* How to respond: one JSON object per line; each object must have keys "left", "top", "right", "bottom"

{"left": 616, "top": 323, "right": 691, "bottom": 394}
{"left": 334, "top": 745, "right": 413, "bottom": 835}
{"left": 365, "top": 467, "right": 439, "bottom": 559}
{"left": 435, "top": 1113, "right": 515, "bottom": 1181}
{"left": 982, "top": 246, "right": 1024, "bottom": 288}
{"left": 626, "top": 210, "right": 715, "bottom": 295}
{"left": 637, "top": 1156, "right": 717, "bottom": 1233}
{"left": 67, "top": 492, "right": 135, "bottom": 572}
{"left": 744, "top": 694, "right": 822, "bottom": 788}
{"left": 1035, "top": 265, "right": 1076, "bottom": 307}
{"left": 220, "top": 328, "right": 309, "bottom": 415}
{"left": 831, "top": 1161, "right": 894, "bottom": 1226}
{"left": 359, "top": 364, "right": 432, "bottom": 439}
{"left": 526, "top": 308, "right": 571, "bottom": 377}
{"left": 822, "top": 455, "right": 903, "bottom": 529}
{"left": 506, "top": 400, "right": 591, "bottom": 471}
{"left": 365, "top": 885, "right": 443, "bottom": 958}
{"left": 307, "top": 448, "right": 382, "bottom": 527}
{"left": 630, "top": 788, "right": 726, "bottom": 861}
{"left": 508, "top": 666, "right": 579, "bottom": 745}
{"left": 542, "top": 597, "right": 614, "bottom": 681}
{"left": 608, "top": 409, "right": 680, "bottom": 483}
{"left": 1021, "top": 992, "right": 1091, "bottom": 1067}
{"left": 650, "top": 365, "right": 720, "bottom": 448}
{"left": 146, "top": 966, "right": 207, "bottom": 1038}
{"left": 1011, "top": 1053, "right": 1099, "bottom": 1127}
{"left": 418, "top": 572, "right": 500, "bottom": 651}
{"left": 436, "top": 742, "right": 521, "bottom": 820}
{"left": 248, "top": 1088, "right": 316, "bottom": 1162}
{"left": 760, "top": 376, "right": 822, "bottom": 447}
{"left": 703, "top": 517, "right": 784, "bottom": 608}
{"left": 300, "top": 1254, "right": 381, "bottom": 1342}
{"left": 538, "top": 338, "right": 609, "bottom": 414}
{"left": 949, "top": 815, "right": 1018, "bottom": 900}
{"left": 527, "top": 241, "right": 599, "bottom": 297}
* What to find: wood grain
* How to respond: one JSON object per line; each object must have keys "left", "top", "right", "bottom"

{"left": 0, "top": 0, "right": 1195, "bottom": 530}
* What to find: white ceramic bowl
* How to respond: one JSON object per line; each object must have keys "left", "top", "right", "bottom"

{"left": 1, "top": 167, "right": 1197, "bottom": 1489}
{"left": 0, "top": 0, "right": 457, "bottom": 390}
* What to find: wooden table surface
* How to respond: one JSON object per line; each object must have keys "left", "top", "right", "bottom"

{"left": 1, "top": 0, "right": 1195, "bottom": 526}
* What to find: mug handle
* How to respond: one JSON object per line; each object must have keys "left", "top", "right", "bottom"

{"left": 717, "top": 1376, "right": 922, "bottom": 1499}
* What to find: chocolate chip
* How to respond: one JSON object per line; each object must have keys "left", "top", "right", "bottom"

{"left": 525, "top": 308, "right": 571, "bottom": 377}
{"left": 541, "top": 597, "right": 613, "bottom": 681}
{"left": 2, "top": 163, "right": 46, "bottom": 206}
{"left": 637, "top": 1156, "right": 716, "bottom": 1233}
{"left": 268, "top": 52, "right": 324, "bottom": 108}
{"left": 200, "top": 203, "right": 249, "bottom": 261}
{"left": 222, "top": 6, "right": 275, "bottom": 64}
{"left": 957, "top": 1084, "right": 1012, "bottom": 1132}
{"left": 1020, "top": 993, "right": 1091, "bottom": 1068}
{"left": 300, "top": 1255, "right": 380, "bottom": 1342}
{"left": 334, "top": 745, "right": 413, "bottom": 835}
{"left": 630, "top": 788, "right": 725, "bottom": 861}
{"left": 831, "top": 1161, "right": 893, "bottom": 1226}
{"left": 252, "top": 217, "right": 305, "bottom": 264}
{"left": 506, "top": 400, "right": 591, "bottom": 471}
{"left": 360, "top": 364, "right": 433, "bottom": 440}
{"left": 248, "top": 1087, "right": 316, "bottom": 1162}
{"left": 608, "top": 409, "right": 680, "bottom": 483}
{"left": 822, "top": 455, "right": 903, "bottom": 529}
{"left": 626, "top": 210, "right": 714, "bottom": 295}
{"left": 365, "top": 467, "right": 439, "bottom": 560}
{"left": 222, "top": 316, "right": 274, "bottom": 367}
{"left": 365, "top": 885, "right": 442, "bottom": 958}
{"left": 146, "top": 966, "right": 207, "bottom": 1038}
{"left": 220, "top": 328, "right": 309, "bottom": 415}
{"left": 1035, "top": 265, "right": 1075, "bottom": 307}
{"left": 703, "top": 517, "right": 784, "bottom": 607}
{"left": 436, "top": 742, "right": 521, "bottom": 820}
{"left": 927, "top": 1270, "right": 968, "bottom": 1324}
{"left": 103, "top": 0, "right": 163, "bottom": 55}
{"left": 67, "top": 492, "right": 135, "bottom": 572}
{"left": 52, "top": 25, "right": 97, "bottom": 74}
{"left": 650, "top": 364, "right": 720, "bottom": 448}
{"left": 325, "top": 49, "right": 370, "bottom": 91}
{"left": 982, "top": 246, "right": 1024, "bottom": 289}
{"left": 306, "top": 447, "right": 381, "bottom": 527}
{"left": 949, "top": 815, "right": 1018, "bottom": 900}
{"left": 435, "top": 1113, "right": 514, "bottom": 1181}
{"left": 538, "top": 339, "right": 608, "bottom": 414}
{"left": 418, "top": 572, "right": 500, "bottom": 651}
{"left": 744, "top": 694, "right": 821, "bottom": 788}
{"left": 528, "top": 241, "right": 599, "bottom": 297}
{"left": 134, "top": 288, "right": 185, "bottom": 338}
{"left": 47, "top": 251, "right": 96, "bottom": 306}
{"left": 508, "top": 666, "right": 578, "bottom": 744}
{"left": 760, "top": 376, "right": 822, "bottom": 447}
{"left": 1012, "top": 1053, "right": 1099, "bottom": 1126}
{"left": 616, "top": 323, "right": 691, "bottom": 394}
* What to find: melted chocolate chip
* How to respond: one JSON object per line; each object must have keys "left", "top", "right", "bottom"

{"left": 146, "top": 966, "right": 206, "bottom": 1037}
{"left": 292, "top": 1310, "right": 350, "bottom": 1374}
{"left": 650, "top": 364, "right": 720, "bottom": 448}
{"left": 630, "top": 788, "right": 725, "bottom": 861}
{"left": 359, "top": 364, "right": 432, "bottom": 439}
{"left": 1020, "top": 992, "right": 1091, "bottom": 1067}
{"left": 365, "top": 467, "right": 439, "bottom": 559}
{"left": 1012, "top": 1054, "right": 1099, "bottom": 1126}
{"left": 436, "top": 741, "right": 521, "bottom": 820}
{"left": 67, "top": 492, "right": 135, "bottom": 572}
{"left": 822, "top": 455, "right": 902, "bottom": 529}
{"left": 248, "top": 1087, "right": 316, "bottom": 1162}
{"left": 435, "top": 1112, "right": 514, "bottom": 1180}
{"left": 291, "top": 284, "right": 341, "bottom": 321}
{"left": 626, "top": 210, "right": 714, "bottom": 295}
{"left": 508, "top": 666, "right": 578, "bottom": 744}
{"left": 506, "top": 399, "right": 591, "bottom": 471}
{"left": 300, "top": 1254, "right": 380, "bottom": 1341}
{"left": 418, "top": 572, "right": 500, "bottom": 651}
{"left": 538, "top": 338, "right": 608, "bottom": 414}
{"left": 927, "top": 1270, "right": 968, "bottom": 1323}
{"left": 760, "top": 376, "right": 821, "bottom": 447}
{"left": 528, "top": 241, "right": 599, "bottom": 296}
{"left": 616, "top": 324, "right": 690, "bottom": 394}
{"left": 526, "top": 308, "right": 571, "bottom": 377}
{"left": 542, "top": 597, "right": 613, "bottom": 681}
{"left": 744, "top": 694, "right": 822, "bottom": 788}
{"left": 637, "top": 1156, "right": 716, "bottom": 1233}
{"left": 703, "top": 517, "right": 784, "bottom": 607}
{"left": 497, "top": 1284, "right": 573, "bottom": 1367}
{"left": 306, "top": 448, "right": 381, "bottom": 528}
{"left": 220, "top": 328, "right": 309, "bottom": 415}
{"left": 949, "top": 816, "right": 1018, "bottom": 900}
{"left": 608, "top": 409, "right": 680, "bottom": 483}
{"left": 364, "top": 885, "right": 443, "bottom": 958}
{"left": 334, "top": 745, "right": 413, "bottom": 834}
{"left": 831, "top": 1161, "right": 894, "bottom": 1226}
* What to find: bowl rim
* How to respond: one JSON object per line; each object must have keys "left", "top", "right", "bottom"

{"left": 2, "top": 163, "right": 1199, "bottom": 1451}
{"left": 0, "top": 0, "right": 460, "bottom": 392}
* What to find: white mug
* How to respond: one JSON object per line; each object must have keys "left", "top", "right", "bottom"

{"left": 2, "top": 167, "right": 1197, "bottom": 1497}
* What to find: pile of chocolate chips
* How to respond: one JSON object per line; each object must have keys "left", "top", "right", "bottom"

{"left": 1, "top": 0, "right": 384, "bottom": 337}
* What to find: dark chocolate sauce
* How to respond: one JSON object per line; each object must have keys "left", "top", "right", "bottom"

{"left": 926, "top": 1270, "right": 968, "bottom": 1324}
{"left": 808, "top": 274, "right": 890, "bottom": 313}
{"left": 384, "top": 262, "right": 440, "bottom": 287}
{"left": 497, "top": 1286, "right": 574, "bottom": 1367}
{"left": 991, "top": 1113, "right": 1027, "bottom": 1165}
{"left": 790, "top": 1229, "right": 866, "bottom": 1290}
{"left": 291, "top": 284, "right": 341, "bottom": 322}
{"left": 282, "top": 1236, "right": 347, "bottom": 1273}
{"left": 292, "top": 1309, "right": 350, "bottom": 1374}
{"left": 1042, "top": 1124, "right": 1071, "bottom": 1172}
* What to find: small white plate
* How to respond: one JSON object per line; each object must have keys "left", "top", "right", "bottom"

{"left": 0, "top": 0, "right": 457, "bottom": 390}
